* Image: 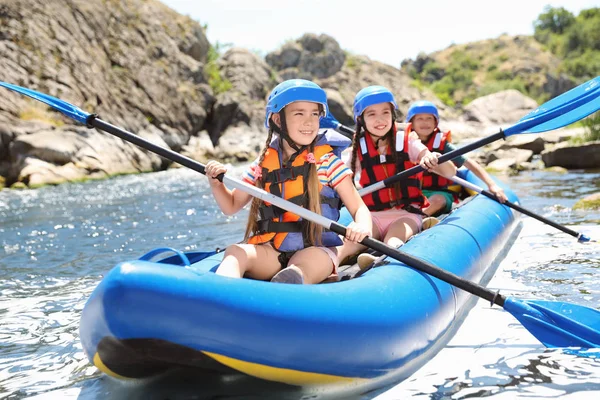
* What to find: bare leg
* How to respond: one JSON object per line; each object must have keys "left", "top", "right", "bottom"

{"left": 215, "top": 243, "right": 281, "bottom": 280}
{"left": 384, "top": 217, "right": 420, "bottom": 244}
{"left": 356, "top": 218, "right": 415, "bottom": 270}
{"left": 335, "top": 220, "right": 381, "bottom": 265}
{"left": 422, "top": 194, "right": 447, "bottom": 216}
{"left": 287, "top": 247, "right": 338, "bottom": 284}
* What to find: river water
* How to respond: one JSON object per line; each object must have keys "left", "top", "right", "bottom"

{"left": 0, "top": 165, "right": 598, "bottom": 399}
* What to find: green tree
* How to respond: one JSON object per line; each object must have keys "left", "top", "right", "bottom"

{"left": 534, "top": 6, "right": 575, "bottom": 35}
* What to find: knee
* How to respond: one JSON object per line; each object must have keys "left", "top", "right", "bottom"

{"left": 431, "top": 195, "right": 447, "bottom": 207}
{"left": 224, "top": 244, "right": 249, "bottom": 263}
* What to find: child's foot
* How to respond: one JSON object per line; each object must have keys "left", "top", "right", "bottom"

{"left": 271, "top": 266, "right": 304, "bottom": 284}
{"left": 357, "top": 253, "right": 379, "bottom": 270}
{"left": 422, "top": 216, "right": 440, "bottom": 230}
{"left": 356, "top": 239, "right": 404, "bottom": 271}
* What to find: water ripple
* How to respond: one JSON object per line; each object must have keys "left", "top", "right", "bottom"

{"left": 0, "top": 167, "right": 598, "bottom": 399}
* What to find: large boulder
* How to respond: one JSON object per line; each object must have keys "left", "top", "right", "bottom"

{"left": 541, "top": 141, "right": 600, "bottom": 169}
{"left": 266, "top": 34, "right": 345, "bottom": 80}
{"left": 208, "top": 48, "right": 276, "bottom": 145}
{"left": 463, "top": 90, "right": 538, "bottom": 126}
{"left": 0, "top": 0, "right": 214, "bottom": 186}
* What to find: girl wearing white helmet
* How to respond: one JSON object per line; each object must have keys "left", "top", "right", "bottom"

{"left": 205, "top": 79, "right": 372, "bottom": 284}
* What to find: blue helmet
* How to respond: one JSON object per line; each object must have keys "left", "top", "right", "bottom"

{"left": 406, "top": 100, "right": 439, "bottom": 123}
{"left": 353, "top": 86, "right": 398, "bottom": 123}
{"left": 264, "top": 79, "right": 328, "bottom": 128}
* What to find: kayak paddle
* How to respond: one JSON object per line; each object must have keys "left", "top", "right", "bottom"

{"left": 2, "top": 81, "right": 599, "bottom": 349}
{"left": 319, "top": 86, "right": 599, "bottom": 244}
{"left": 446, "top": 174, "right": 594, "bottom": 243}
{"left": 320, "top": 112, "right": 355, "bottom": 135}
{"left": 356, "top": 76, "right": 600, "bottom": 196}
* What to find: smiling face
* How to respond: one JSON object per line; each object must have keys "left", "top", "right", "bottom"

{"left": 411, "top": 113, "right": 438, "bottom": 140}
{"left": 362, "top": 103, "right": 393, "bottom": 138}
{"left": 271, "top": 101, "right": 321, "bottom": 148}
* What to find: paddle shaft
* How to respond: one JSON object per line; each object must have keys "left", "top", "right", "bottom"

{"left": 448, "top": 175, "right": 590, "bottom": 242}
{"left": 5, "top": 81, "right": 600, "bottom": 349}
{"left": 336, "top": 123, "right": 355, "bottom": 136}
{"left": 89, "top": 115, "right": 506, "bottom": 307}
{"left": 331, "top": 115, "right": 593, "bottom": 242}
{"left": 358, "top": 131, "right": 505, "bottom": 196}
{"left": 91, "top": 120, "right": 600, "bottom": 348}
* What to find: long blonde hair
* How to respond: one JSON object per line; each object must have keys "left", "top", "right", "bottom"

{"left": 244, "top": 108, "right": 323, "bottom": 245}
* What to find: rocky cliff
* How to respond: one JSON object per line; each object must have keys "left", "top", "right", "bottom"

{"left": 0, "top": 0, "right": 590, "bottom": 190}
{"left": 0, "top": 0, "right": 213, "bottom": 186}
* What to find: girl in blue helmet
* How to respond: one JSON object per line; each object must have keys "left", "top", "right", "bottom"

{"left": 205, "top": 79, "right": 372, "bottom": 284}
{"left": 406, "top": 100, "right": 508, "bottom": 217}
{"left": 337, "top": 86, "right": 456, "bottom": 268}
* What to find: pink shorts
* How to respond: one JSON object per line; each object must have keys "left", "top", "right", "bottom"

{"left": 291, "top": 246, "right": 340, "bottom": 282}
{"left": 371, "top": 209, "right": 423, "bottom": 238}
{"left": 319, "top": 246, "right": 340, "bottom": 271}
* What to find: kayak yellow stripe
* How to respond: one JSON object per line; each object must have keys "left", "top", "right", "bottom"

{"left": 93, "top": 352, "right": 131, "bottom": 380}
{"left": 203, "top": 351, "right": 366, "bottom": 385}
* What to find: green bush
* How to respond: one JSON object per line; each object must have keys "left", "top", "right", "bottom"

{"left": 561, "top": 50, "right": 600, "bottom": 79}
{"left": 403, "top": 6, "right": 599, "bottom": 107}
{"left": 204, "top": 42, "right": 232, "bottom": 95}
{"left": 581, "top": 111, "right": 600, "bottom": 142}
{"left": 477, "top": 80, "right": 526, "bottom": 97}
{"left": 533, "top": 6, "right": 600, "bottom": 78}
{"left": 534, "top": 6, "right": 575, "bottom": 35}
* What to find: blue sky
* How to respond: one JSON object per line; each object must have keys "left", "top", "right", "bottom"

{"left": 162, "top": 0, "right": 597, "bottom": 68}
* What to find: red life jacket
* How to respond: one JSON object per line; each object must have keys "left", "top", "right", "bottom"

{"left": 411, "top": 124, "right": 454, "bottom": 191}
{"left": 358, "top": 128, "right": 427, "bottom": 212}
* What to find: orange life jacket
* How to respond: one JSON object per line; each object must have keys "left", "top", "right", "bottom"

{"left": 410, "top": 124, "right": 454, "bottom": 191}
{"left": 247, "top": 130, "right": 349, "bottom": 252}
{"left": 358, "top": 127, "right": 427, "bottom": 212}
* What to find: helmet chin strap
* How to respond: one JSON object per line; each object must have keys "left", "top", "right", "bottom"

{"left": 269, "top": 116, "right": 302, "bottom": 152}
{"left": 268, "top": 114, "right": 316, "bottom": 165}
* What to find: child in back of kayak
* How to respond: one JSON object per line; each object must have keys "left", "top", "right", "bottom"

{"left": 337, "top": 86, "right": 456, "bottom": 268}
{"left": 406, "top": 101, "right": 508, "bottom": 217}
{"left": 205, "top": 79, "right": 372, "bottom": 284}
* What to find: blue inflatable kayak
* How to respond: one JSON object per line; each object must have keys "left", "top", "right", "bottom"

{"left": 79, "top": 169, "right": 520, "bottom": 389}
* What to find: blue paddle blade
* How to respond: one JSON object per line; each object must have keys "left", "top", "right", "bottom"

{"left": 0, "top": 81, "right": 91, "bottom": 124}
{"left": 504, "top": 297, "right": 600, "bottom": 348}
{"left": 521, "top": 76, "right": 600, "bottom": 121}
{"left": 524, "top": 95, "right": 600, "bottom": 134}
{"left": 320, "top": 112, "right": 342, "bottom": 130}
{"left": 504, "top": 76, "right": 600, "bottom": 136}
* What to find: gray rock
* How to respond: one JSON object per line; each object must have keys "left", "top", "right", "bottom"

{"left": 207, "top": 48, "right": 275, "bottom": 143}
{"left": 464, "top": 90, "right": 538, "bottom": 125}
{"left": 1, "top": 0, "right": 213, "bottom": 186}
{"left": 541, "top": 141, "right": 600, "bottom": 169}
{"left": 487, "top": 158, "right": 519, "bottom": 172}
{"left": 485, "top": 148, "right": 533, "bottom": 165}
{"left": 266, "top": 33, "right": 345, "bottom": 79}
{"left": 179, "top": 130, "right": 214, "bottom": 164}
{"left": 499, "top": 136, "right": 546, "bottom": 154}
{"left": 214, "top": 125, "right": 265, "bottom": 162}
